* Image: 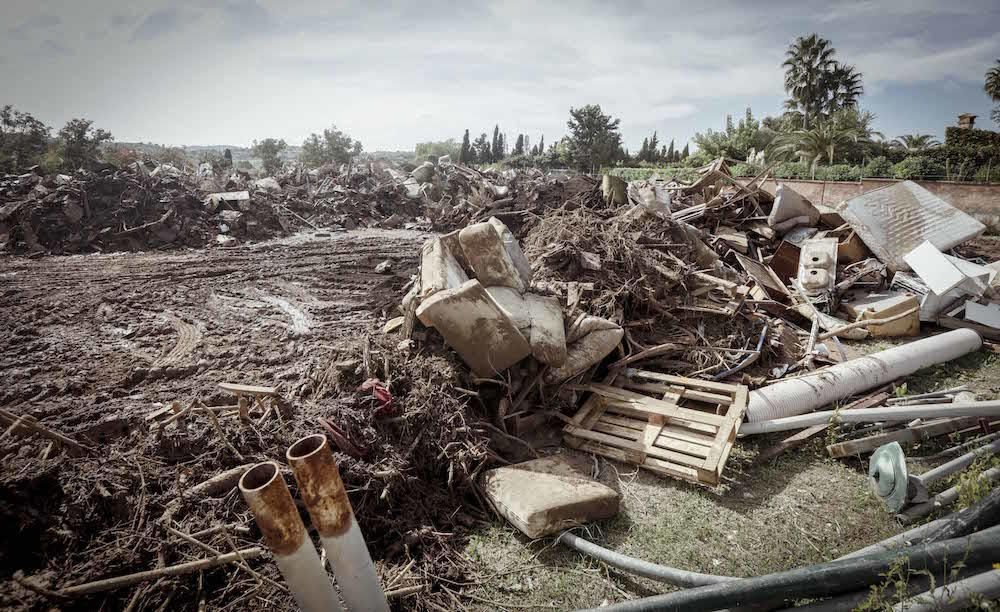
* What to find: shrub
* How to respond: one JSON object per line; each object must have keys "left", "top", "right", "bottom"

{"left": 945, "top": 126, "right": 1000, "bottom": 148}
{"left": 815, "top": 164, "right": 861, "bottom": 181}
{"left": 862, "top": 156, "right": 894, "bottom": 178}
{"left": 974, "top": 164, "right": 999, "bottom": 183}
{"left": 771, "top": 161, "right": 811, "bottom": 179}
{"left": 892, "top": 156, "right": 945, "bottom": 180}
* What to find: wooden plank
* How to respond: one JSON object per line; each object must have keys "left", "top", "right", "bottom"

{"left": 827, "top": 417, "right": 980, "bottom": 458}
{"left": 643, "top": 415, "right": 666, "bottom": 450}
{"left": 756, "top": 423, "right": 829, "bottom": 464}
{"left": 218, "top": 383, "right": 278, "bottom": 396}
{"left": 624, "top": 369, "right": 740, "bottom": 395}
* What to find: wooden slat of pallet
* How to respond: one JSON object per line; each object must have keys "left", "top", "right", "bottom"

{"left": 593, "top": 418, "right": 712, "bottom": 459}
{"left": 703, "top": 384, "right": 748, "bottom": 473}
{"left": 589, "top": 385, "right": 727, "bottom": 426}
{"left": 624, "top": 369, "right": 739, "bottom": 395}
{"left": 565, "top": 425, "right": 710, "bottom": 469}
{"left": 568, "top": 438, "right": 705, "bottom": 483}
{"left": 605, "top": 403, "right": 718, "bottom": 437}
{"left": 622, "top": 381, "right": 733, "bottom": 407}
{"left": 600, "top": 413, "right": 717, "bottom": 448}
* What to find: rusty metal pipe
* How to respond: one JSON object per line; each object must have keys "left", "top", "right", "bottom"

{"left": 288, "top": 434, "right": 389, "bottom": 612}
{"left": 239, "top": 462, "right": 343, "bottom": 612}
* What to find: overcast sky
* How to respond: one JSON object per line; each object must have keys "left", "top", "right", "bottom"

{"left": 3, "top": 0, "right": 998, "bottom": 152}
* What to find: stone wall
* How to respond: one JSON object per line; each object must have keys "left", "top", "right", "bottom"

{"left": 736, "top": 178, "right": 1000, "bottom": 227}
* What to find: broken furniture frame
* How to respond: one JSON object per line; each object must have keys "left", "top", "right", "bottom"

{"left": 563, "top": 369, "right": 748, "bottom": 486}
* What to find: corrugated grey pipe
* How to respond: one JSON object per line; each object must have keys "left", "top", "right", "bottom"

{"left": 239, "top": 462, "right": 343, "bottom": 612}
{"left": 555, "top": 532, "right": 736, "bottom": 587}
{"left": 746, "top": 328, "right": 982, "bottom": 422}
{"left": 287, "top": 434, "right": 389, "bottom": 612}
{"left": 573, "top": 525, "right": 1000, "bottom": 612}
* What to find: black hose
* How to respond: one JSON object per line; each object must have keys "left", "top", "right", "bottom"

{"left": 574, "top": 525, "right": 1000, "bottom": 612}
{"left": 556, "top": 532, "right": 735, "bottom": 587}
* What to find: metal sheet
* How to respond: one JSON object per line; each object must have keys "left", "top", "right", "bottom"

{"left": 836, "top": 181, "right": 985, "bottom": 272}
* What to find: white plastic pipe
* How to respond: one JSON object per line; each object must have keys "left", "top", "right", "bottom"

{"left": 287, "top": 434, "right": 389, "bottom": 612}
{"left": 239, "top": 462, "right": 344, "bottom": 612}
{"left": 747, "top": 329, "right": 982, "bottom": 422}
{"left": 740, "top": 400, "right": 1000, "bottom": 435}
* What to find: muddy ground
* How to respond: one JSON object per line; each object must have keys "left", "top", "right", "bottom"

{"left": 3, "top": 231, "right": 999, "bottom": 611}
{"left": 0, "top": 229, "right": 441, "bottom": 610}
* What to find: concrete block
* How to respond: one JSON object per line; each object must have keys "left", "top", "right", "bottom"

{"left": 525, "top": 294, "right": 567, "bottom": 366}
{"left": 419, "top": 238, "right": 468, "bottom": 300}
{"left": 545, "top": 315, "right": 623, "bottom": 384}
{"left": 439, "top": 229, "right": 473, "bottom": 276}
{"left": 416, "top": 279, "right": 531, "bottom": 377}
{"left": 481, "top": 454, "right": 620, "bottom": 538}
{"left": 487, "top": 286, "right": 531, "bottom": 334}
{"left": 459, "top": 220, "right": 527, "bottom": 292}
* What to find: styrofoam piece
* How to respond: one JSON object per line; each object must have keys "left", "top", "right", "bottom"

{"left": 746, "top": 329, "right": 983, "bottom": 422}
{"left": 419, "top": 238, "right": 469, "bottom": 300}
{"left": 837, "top": 181, "right": 985, "bottom": 272}
{"left": 416, "top": 279, "right": 531, "bottom": 376}
{"left": 965, "top": 301, "right": 1000, "bottom": 329}
{"left": 903, "top": 241, "right": 966, "bottom": 296}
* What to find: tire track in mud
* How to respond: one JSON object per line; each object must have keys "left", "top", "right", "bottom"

{"left": 154, "top": 315, "right": 202, "bottom": 366}
{"left": 258, "top": 295, "right": 311, "bottom": 336}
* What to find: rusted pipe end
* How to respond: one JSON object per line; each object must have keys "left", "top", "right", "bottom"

{"left": 239, "top": 462, "right": 307, "bottom": 556}
{"left": 287, "top": 434, "right": 353, "bottom": 537}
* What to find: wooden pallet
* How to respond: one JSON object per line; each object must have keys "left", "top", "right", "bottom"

{"left": 563, "top": 369, "right": 748, "bottom": 486}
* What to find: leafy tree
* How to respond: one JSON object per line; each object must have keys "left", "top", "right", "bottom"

{"left": 57, "top": 118, "right": 113, "bottom": 171}
{"left": 300, "top": 125, "right": 361, "bottom": 168}
{"left": 223, "top": 148, "right": 233, "bottom": 168}
{"left": 692, "top": 108, "right": 767, "bottom": 161}
{"left": 985, "top": 59, "right": 1000, "bottom": 126}
{"left": 472, "top": 133, "right": 491, "bottom": 164}
{"left": 892, "top": 134, "right": 941, "bottom": 153}
{"left": 681, "top": 143, "right": 689, "bottom": 159}
{"left": 768, "top": 122, "right": 859, "bottom": 178}
{"left": 491, "top": 125, "right": 501, "bottom": 163}
{"left": 459, "top": 129, "right": 471, "bottom": 164}
{"left": 666, "top": 139, "right": 675, "bottom": 163}
{"left": 512, "top": 134, "right": 525, "bottom": 156}
{"left": 251, "top": 138, "right": 287, "bottom": 175}
{"left": 538, "top": 135, "right": 544, "bottom": 155}
{"left": 0, "top": 105, "right": 50, "bottom": 172}
{"left": 103, "top": 144, "right": 140, "bottom": 167}
{"left": 566, "top": 104, "right": 622, "bottom": 172}
{"left": 782, "top": 34, "right": 862, "bottom": 128}
{"left": 638, "top": 137, "right": 649, "bottom": 163}
{"left": 415, "top": 139, "right": 460, "bottom": 161}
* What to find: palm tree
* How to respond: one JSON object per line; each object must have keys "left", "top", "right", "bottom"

{"left": 986, "top": 59, "right": 1000, "bottom": 101}
{"left": 823, "top": 64, "right": 864, "bottom": 113}
{"left": 892, "top": 134, "right": 941, "bottom": 153}
{"left": 769, "top": 123, "right": 859, "bottom": 178}
{"left": 987, "top": 59, "right": 1000, "bottom": 126}
{"left": 782, "top": 34, "right": 836, "bottom": 129}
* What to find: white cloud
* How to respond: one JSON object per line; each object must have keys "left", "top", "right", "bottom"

{"left": 0, "top": 0, "right": 996, "bottom": 149}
